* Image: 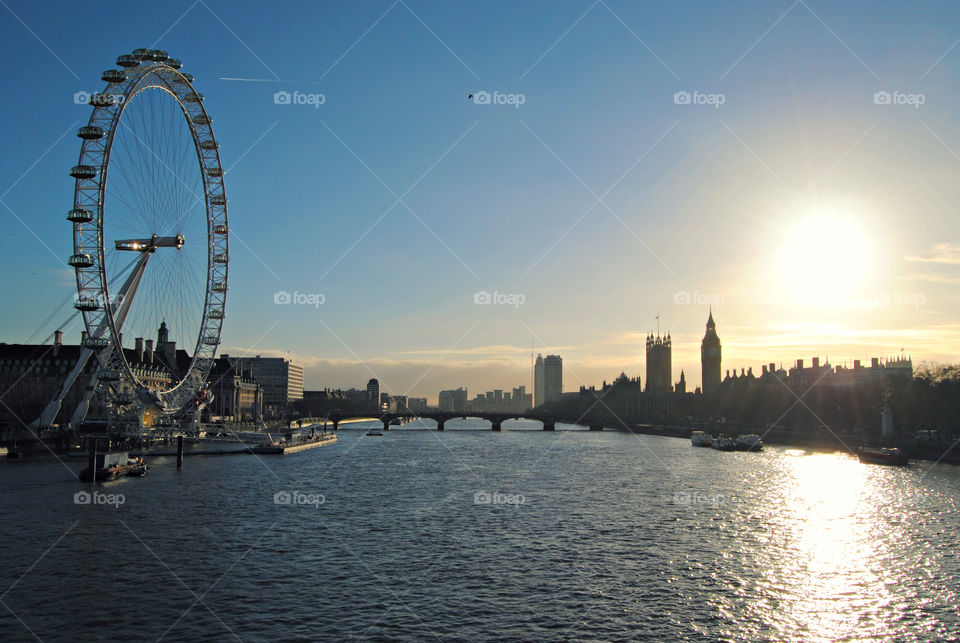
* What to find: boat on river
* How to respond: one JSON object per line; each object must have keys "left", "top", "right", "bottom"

{"left": 711, "top": 435, "right": 736, "bottom": 451}
{"left": 857, "top": 446, "right": 909, "bottom": 466}
{"left": 80, "top": 452, "right": 149, "bottom": 481}
{"left": 248, "top": 431, "right": 337, "bottom": 454}
{"left": 691, "top": 431, "right": 713, "bottom": 447}
{"left": 734, "top": 434, "right": 764, "bottom": 452}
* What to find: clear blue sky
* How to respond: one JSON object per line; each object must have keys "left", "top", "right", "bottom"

{"left": 2, "top": 1, "right": 960, "bottom": 401}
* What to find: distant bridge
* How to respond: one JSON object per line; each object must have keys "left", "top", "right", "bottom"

{"left": 293, "top": 412, "right": 605, "bottom": 432}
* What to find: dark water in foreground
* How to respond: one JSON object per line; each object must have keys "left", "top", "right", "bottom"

{"left": 2, "top": 420, "right": 959, "bottom": 641}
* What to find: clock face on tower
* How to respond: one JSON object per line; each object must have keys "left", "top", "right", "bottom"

{"left": 710, "top": 348, "right": 718, "bottom": 357}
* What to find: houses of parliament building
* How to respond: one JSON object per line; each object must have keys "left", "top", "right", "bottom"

{"left": 577, "top": 311, "right": 721, "bottom": 422}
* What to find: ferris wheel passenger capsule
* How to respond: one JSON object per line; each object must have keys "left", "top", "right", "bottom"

{"left": 74, "top": 297, "right": 100, "bottom": 311}
{"left": 70, "top": 165, "right": 97, "bottom": 179}
{"left": 77, "top": 126, "right": 104, "bottom": 140}
{"left": 68, "top": 253, "right": 95, "bottom": 268}
{"left": 67, "top": 208, "right": 93, "bottom": 223}
{"left": 101, "top": 69, "right": 126, "bottom": 83}
{"left": 116, "top": 54, "right": 139, "bottom": 68}
{"left": 82, "top": 335, "right": 110, "bottom": 349}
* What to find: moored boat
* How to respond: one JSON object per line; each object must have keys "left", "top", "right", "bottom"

{"left": 80, "top": 451, "right": 142, "bottom": 481}
{"left": 857, "top": 446, "right": 909, "bottom": 466}
{"left": 735, "top": 434, "right": 764, "bottom": 452}
{"left": 711, "top": 435, "right": 736, "bottom": 451}
{"left": 691, "top": 430, "right": 713, "bottom": 447}
{"left": 248, "top": 431, "right": 337, "bottom": 454}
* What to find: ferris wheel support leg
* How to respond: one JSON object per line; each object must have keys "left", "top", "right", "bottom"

{"left": 33, "top": 346, "right": 96, "bottom": 428}
{"left": 37, "top": 253, "right": 151, "bottom": 429}
{"left": 70, "top": 379, "right": 98, "bottom": 428}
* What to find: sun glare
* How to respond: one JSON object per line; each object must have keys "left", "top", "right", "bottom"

{"left": 779, "top": 212, "right": 873, "bottom": 304}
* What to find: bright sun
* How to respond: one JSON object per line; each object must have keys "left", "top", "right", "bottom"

{"left": 779, "top": 213, "right": 872, "bottom": 304}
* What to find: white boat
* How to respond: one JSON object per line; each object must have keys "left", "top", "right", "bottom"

{"left": 691, "top": 431, "right": 713, "bottom": 447}
{"left": 734, "top": 434, "right": 763, "bottom": 452}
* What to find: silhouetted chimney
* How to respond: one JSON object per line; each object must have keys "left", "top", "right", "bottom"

{"left": 871, "top": 357, "right": 879, "bottom": 368}
{"left": 854, "top": 359, "right": 861, "bottom": 369}
{"left": 53, "top": 330, "right": 62, "bottom": 356}
{"left": 135, "top": 337, "right": 144, "bottom": 362}
{"left": 797, "top": 359, "right": 804, "bottom": 369}
{"left": 762, "top": 365, "right": 768, "bottom": 375}
{"left": 769, "top": 363, "right": 775, "bottom": 373}
{"left": 812, "top": 357, "right": 820, "bottom": 369}
{"left": 145, "top": 339, "right": 154, "bottom": 363}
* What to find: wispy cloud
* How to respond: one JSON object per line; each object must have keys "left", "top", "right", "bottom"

{"left": 905, "top": 242, "right": 960, "bottom": 265}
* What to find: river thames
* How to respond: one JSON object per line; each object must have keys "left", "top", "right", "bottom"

{"left": 2, "top": 420, "right": 958, "bottom": 641}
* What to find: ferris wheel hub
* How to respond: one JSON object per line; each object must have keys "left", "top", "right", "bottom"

{"left": 114, "top": 234, "right": 185, "bottom": 252}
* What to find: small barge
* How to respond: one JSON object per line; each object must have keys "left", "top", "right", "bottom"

{"left": 80, "top": 452, "right": 149, "bottom": 481}
{"left": 248, "top": 431, "right": 337, "bottom": 455}
{"left": 858, "top": 446, "right": 909, "bottom": 466}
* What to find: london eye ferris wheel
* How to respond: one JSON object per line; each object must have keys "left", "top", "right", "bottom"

{"left": 59, "top": 48, "right": 228, "bottom": 428}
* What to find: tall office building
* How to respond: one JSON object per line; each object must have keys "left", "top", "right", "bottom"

{"left": 534, "top": 354, "right": 545, "bottom": 406}
{"left": 226, "top": 355, "right": 303, "bottom": 418}
{"left": 438, "top": 387, "right": 468, "bottom": 412}
{"left": 700, "top": 310, "right": 722, "bottom": 395}
{"left": 536, "top": 354, "right": 563, "bottom": 405}
{"left": 366, "top": 378, "right": 380, "bottom": 411}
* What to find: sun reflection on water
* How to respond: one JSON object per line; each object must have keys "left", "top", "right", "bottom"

{"left": 769, "top": 452, "right": 896, "bottom": 641}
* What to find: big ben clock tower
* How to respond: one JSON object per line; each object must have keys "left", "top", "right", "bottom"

{"left": 701, "top": 309, "right": 721, "bottom": 395}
